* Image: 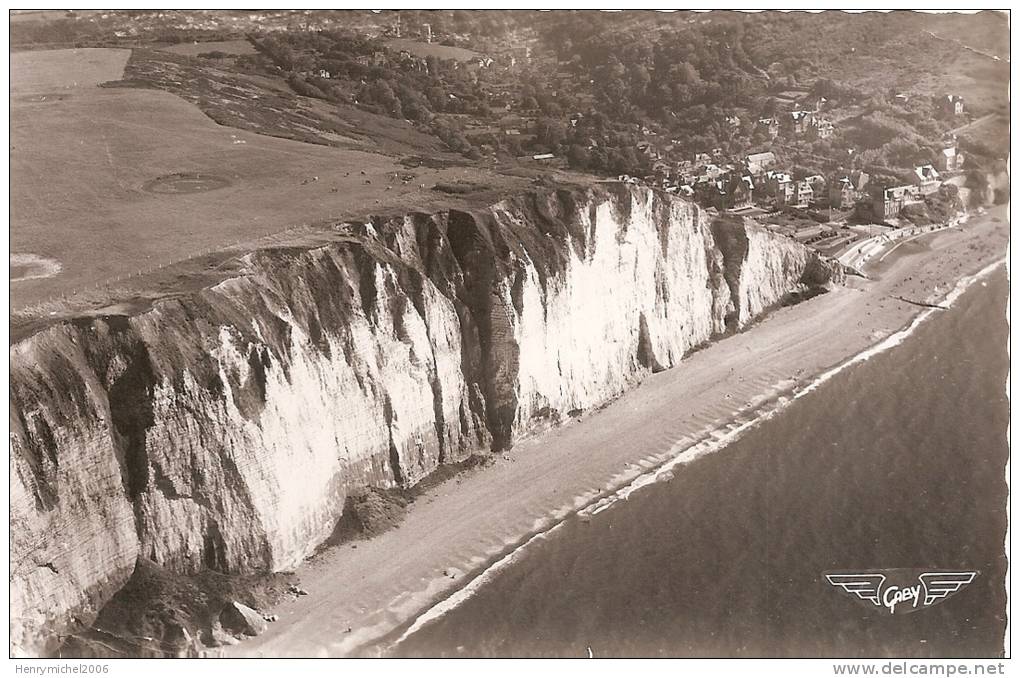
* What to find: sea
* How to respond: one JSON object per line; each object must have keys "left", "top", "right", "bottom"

{"left": 388, "top": 265, "right": 1009, "bottom": 659}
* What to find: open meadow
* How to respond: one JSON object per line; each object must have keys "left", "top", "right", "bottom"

{"left": 11, "top": 47, "right": 130, "bottom": 91}
{"left": 157, "top": 39, "right": 256, "bottom": 56}
{"left": 10, "top": 48, "right": 529, "bottom": 312}
{"left": 384, "top": 38, "right": 480, "bottom": 62}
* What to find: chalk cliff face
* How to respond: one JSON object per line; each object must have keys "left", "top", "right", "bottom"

{"left": 9, "top": 184, "right": 842, "bottom": 655}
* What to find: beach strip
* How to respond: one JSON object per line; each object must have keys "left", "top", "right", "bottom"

{"left": 223, "top": 205, "right": 1007, "bottom": 658}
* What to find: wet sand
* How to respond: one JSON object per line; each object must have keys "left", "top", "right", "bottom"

{"left": 222, "top": 205, "right": 1008, "bottom": 658}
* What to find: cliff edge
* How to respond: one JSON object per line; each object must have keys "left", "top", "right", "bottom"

{"left": 9, "top": 183, "right": 843, "bottom": 655}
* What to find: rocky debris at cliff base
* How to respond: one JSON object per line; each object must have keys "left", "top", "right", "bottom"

{"left": 56, "top": 558, "right": 294, "bottom": 658}
{"left": 780, "top": 285, "right": 829, "bottom": 307}
{"left": 320, "top": 488, "right": 411, "bottom": 548}
{"left": 219, "top": 601, "right": 267, "bottom": 637}
{"left": 317, "top": 456, "right": 496, "bottom": 553}
{"left": 206, "top": 623, "right": 240, "bottom": 648}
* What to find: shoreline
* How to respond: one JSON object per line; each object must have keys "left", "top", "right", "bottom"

{"left": 375, "top": 252, "right": 1008, "bottom": 657}
{"left": 221, "top": 205, "right": 1008, "bottom": 658}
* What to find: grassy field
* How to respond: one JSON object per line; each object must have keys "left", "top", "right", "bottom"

{"left": 157, "top": 39, "right": 256, "bottom": 56}
{"left": 957, "top": 114, "right": 1010, "bottom": 158}
{"left": 384, "top": 38, "right": 480, "bottom": 62}
{"left": 925, "top": 11, "right": 1010, "bottom": 61}
{"left": 10, "top": 9, "right": 84, "bottom": 23}
{"left": 907, "top": 48, "right": 1010, "bottom": 117}
{"left": 824, "top": 29, "right": 1009, "bottom": 118}
{"left": 10, "top": 48, "right": 532, "bottom": 315}
{"left": 11, "top": 47, "right": 130, "bottom": 92}
{"left": 115, "top": 48, "right": 450, "bottom": 155}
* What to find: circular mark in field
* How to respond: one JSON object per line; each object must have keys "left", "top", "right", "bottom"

{"left": 11, "top": 253, "right": 61, "bottom": 282}
{"left": 16, "top": 92, "right": 73, "bottom": 104}
{"left": 143, "top": 172, "right": 232, "bottom": 194}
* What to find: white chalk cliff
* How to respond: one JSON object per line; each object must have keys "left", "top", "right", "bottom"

{"left": 9, "top": 184, "right": 843, "bottom": 655}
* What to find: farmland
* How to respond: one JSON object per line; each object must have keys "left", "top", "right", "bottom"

{"left": 114, "top": 47, "right": 452, "bottom": 154}
{"left": 11, "top": 47, "right": 130, "bottom": 91}
{"left": 10, "top": 47, "right": 534, "bottom": 317}
{"left": 384, "top": 38, "right": 480, "bottom": 62}
{"left": 156, "top": 39, "right": 256, "bottom": 56}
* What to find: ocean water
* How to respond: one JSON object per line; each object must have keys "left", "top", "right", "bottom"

{"left": 390, "top": 268, "right": 1009, "bottom": 658}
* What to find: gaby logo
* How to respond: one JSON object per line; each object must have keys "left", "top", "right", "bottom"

{"left": 825, "top": 570, "right": 978, "bottom": 614}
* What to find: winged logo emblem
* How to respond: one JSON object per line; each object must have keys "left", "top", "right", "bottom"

{"left": 918, "top": 572, "right": 978, "bottom": 606}
{"left": 825, "top": 570, "right": 977, "bottom": 614}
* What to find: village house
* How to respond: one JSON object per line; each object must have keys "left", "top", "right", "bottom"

{"left": 690, "top": 161, "right": 723, "bottom": 183}
{"left": 745, "top": 151, "right": 777, "bottom": 176}
{"left": 697, "top": 174, "right": 753, "bottom": 211}
{"left": 873, "top": 184, "right": 921, "bottom": 220}
{"left": 637, "top": 140, "right": 664, "bottom": 160}
{"left": 804, "top": 174, "right": 827, "bottom": 196}
{"left": 937, "top": 94, "right": 965, "bottom": 117}
{"left": 397, "top": 50, "right": 429, "bottom": 72}
{"left": 849, "top": 169, "right": 870, "bottom": 193}
{"left": 793, "top": 180, "right": 814, "bottom": 207}
{"left": 828, "top": 170, "right": 869, "bottom": 208}
{"left": 935, "top": 145, "right": 964, "bottom": 173}
{"left": 676, "top": 168, "right": 696, "bottom": 185}
{"left": 812, "top": 119, "right": 835, "bottom": 140}
{"left": 765, "top": 170, "right": 796, "bottom": 204}
{"left": 695, "top": 180, "right": 723, "bottom": 208}
{"left": 728, "top": 174, "right": 755, "bottom": 210}
{"left": 757, "top": 117, "right": 780, "bottom": 139}
{"left": 785, "top": 110, "right": 815, "bottom": 136}
{"left": 912, "top": 164, "right": 942, "bottom": 195}
{"left": 829, "top": 176, "right": 856, "bottom": 208}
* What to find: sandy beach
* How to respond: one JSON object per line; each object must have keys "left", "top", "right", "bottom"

{"left": 222, "top": 205, "right": 1008, "bottom": 658}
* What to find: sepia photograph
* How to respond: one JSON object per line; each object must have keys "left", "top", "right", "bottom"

{"left": 6, "top": 5, "right": 1012, "bottom": 671}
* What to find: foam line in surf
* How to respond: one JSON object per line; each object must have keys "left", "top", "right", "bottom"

{"left": 389, "top": 521, "right": 568, "bottom": 647}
